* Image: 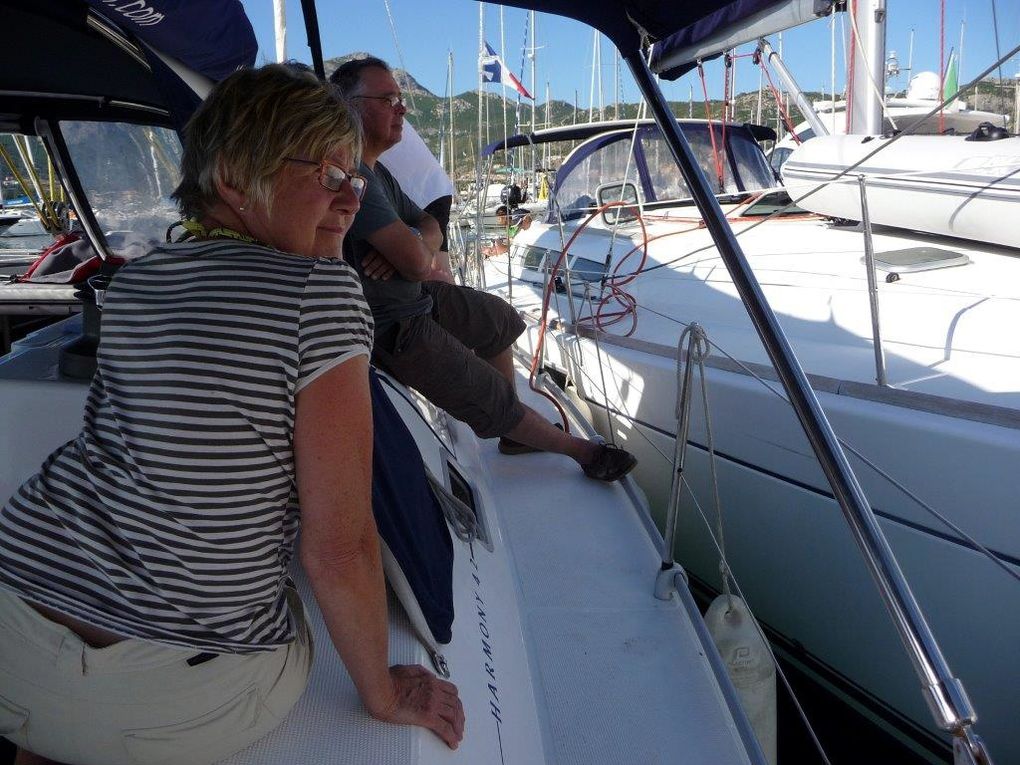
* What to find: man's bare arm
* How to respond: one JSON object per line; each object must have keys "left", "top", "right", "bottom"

{"left": 416, "top": 213, "right": 443, "bottom": 253}
{"left": 364, "top": 212, "right": 452, "bottom": 283}
{"left": 364, "top": 219, "right": 434, "bottom": 282}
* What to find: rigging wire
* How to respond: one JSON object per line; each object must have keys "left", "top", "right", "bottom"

{"left": 696, "top": 62, "right": 727, "bottom": 191}
{"left": 380, "top": 0, "right": 417, "bottom": 115}
{"left": 989, "top": 0, "right": 1006, "bottom": 100}
{"left": 532, "top": 305, "right": 836, "bottom": 763}
{"left": 754, "top": 50, "right": 802, "bottom": 144}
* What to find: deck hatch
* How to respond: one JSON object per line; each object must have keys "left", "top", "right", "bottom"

{"left": 867, "top": 246, "right": 971, "bottom": 274}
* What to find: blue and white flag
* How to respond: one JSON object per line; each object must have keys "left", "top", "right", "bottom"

{"left": 480, "top": 41, "right": 533, "bottom": 99}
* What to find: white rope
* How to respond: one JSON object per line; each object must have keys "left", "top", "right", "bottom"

{"left": 676, "top": 324, "right": 733, "bottom": 609}
{"left": 680, "top": 473, "right": 835, "bottom": 765}
{"left": 425, "top": 470, "right": 478, "bottom": 543}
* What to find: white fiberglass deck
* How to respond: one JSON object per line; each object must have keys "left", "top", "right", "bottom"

{"left": 221, "top": 375, "right": 759, "bottom": 764}
{"left": 0, "top": 320, "right": 761, "bottom": 765}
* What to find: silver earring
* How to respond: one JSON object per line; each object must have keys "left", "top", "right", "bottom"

{"left": 239, "top": 205, "right": 246, "bottom": 212}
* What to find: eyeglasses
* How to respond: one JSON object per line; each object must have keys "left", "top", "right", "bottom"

{"left": 285, "top": 157, "right": 367, "bottom": 199}
{"left": 352, "top": 93, "right": 405, "bottom": 109}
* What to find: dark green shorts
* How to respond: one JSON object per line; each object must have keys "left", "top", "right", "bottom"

{"left": 372, "top": 281, "right": 527, "bottom": 438}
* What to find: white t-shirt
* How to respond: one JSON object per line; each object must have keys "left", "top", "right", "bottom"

{"left": 379, "top": 120, "right": 455, "bottom": 209}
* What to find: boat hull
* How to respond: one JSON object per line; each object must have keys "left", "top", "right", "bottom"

{"left": 528, "top": 324, "right": 1020, "bottom": 763}
{"left": 782, "top": 134, "right": 1020, "bottom": 249}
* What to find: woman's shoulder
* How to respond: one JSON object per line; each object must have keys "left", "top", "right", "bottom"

{"left": 141, "top": 240, "right": 333, "bottom": 273}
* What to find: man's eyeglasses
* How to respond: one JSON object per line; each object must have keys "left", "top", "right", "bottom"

{"left": 352, "top": 93, "right": 405, "bottom": 109}
{"left": 285, "top": 158, "right": 367, "bottom": 199}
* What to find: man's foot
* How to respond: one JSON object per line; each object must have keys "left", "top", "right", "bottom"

{"left": 582, "top": 444, "right": 637, "bottom": 482}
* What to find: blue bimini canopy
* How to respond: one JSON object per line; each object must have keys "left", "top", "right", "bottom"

{"left": 489, "top": 0, "right": 785, "bottom": 61}
{"left": 489, "top": 0, "right": 840, "bottom": 78}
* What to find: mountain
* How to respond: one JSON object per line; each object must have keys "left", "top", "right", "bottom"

{"left": 324, "top": 52, "right": 435, "bottom": 98}
{"left": 320, "top": 55, "right": 1017, "bottom": 183}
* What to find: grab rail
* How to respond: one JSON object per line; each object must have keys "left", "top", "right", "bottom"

{"left": 625, "top": 49, "right": 991, "bottom": 765}
{"left": 858, "top": 175, "right": 888, "bottom": 386}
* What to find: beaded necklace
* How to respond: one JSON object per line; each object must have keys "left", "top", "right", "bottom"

{"left": 168, "top": 219, "right": 267, "bottom": 247}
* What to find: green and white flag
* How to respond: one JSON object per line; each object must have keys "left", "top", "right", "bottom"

{"left": 943, "top": 49, "right": 959, "bottom": 101}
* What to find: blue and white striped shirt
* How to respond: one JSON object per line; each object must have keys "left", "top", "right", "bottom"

{"left": 0, "top": 240, "right": 373, "bottom": 652}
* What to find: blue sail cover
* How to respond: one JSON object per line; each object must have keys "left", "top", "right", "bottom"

{"left": 489, "top": 0, "right": 789, "bottom": 62}
{"left": 651, "top": 0, "right": 791, "bottom": 78}
{"left": 83, "top": 0, "right": 256, "bottom": 81}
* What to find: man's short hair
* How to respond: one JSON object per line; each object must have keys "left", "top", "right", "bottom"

{"left": 329, "top": 56, "right": 392, "bottom": 97}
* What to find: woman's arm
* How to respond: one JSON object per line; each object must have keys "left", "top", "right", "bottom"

{"left": 295, "top": 355, "right": 464, "bottom": 748}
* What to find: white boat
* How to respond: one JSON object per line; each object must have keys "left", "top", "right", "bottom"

{"left": 460, "top": 181, "right": 548, "bottom": 229}
{"left": 768, "top": 69, "right": 1011, "bottom": 171}
{"left": 0, "top": 2, "right": 786, "bottom": 765}
{"left": 476, "top": 3, "right": 1016, "bottom": 763}
{"left": 2, "top": 2, "right": 999, "bottom": 764}
{"left": 782, "top": 132, "right": 1020, "bottom": 248}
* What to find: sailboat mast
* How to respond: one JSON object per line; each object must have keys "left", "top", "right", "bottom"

{"left": 958, "top": 18, "right": 965, "bottom": 91}
{"left": 848, "top": 0, "right": 887, "bottom": 135}
{"left": 499, "top": 6, "right": 508, "bottom": 178}
{"left": 830, "top": 4, "right": 837, "bottom": 134}
{"left": 614, "top": 49, "right": 620, "bottom": 120}
{"left": 273, "top": 0, "right": 286, "bottom": 62}
{"left": 544, "top": 81, "right": 551, "bottom": 169}
{"left": 476, "top": 3, "right": 484, "bottom": 225}
{"left": 906, "top": 28, "right": 914, "bottom": 78}
{"left": 1014, "top": 70, "right": 1020, "bottom": 132}
{"left": 448, "top": 51, "right": 455, "bottom": 186}
{"left": 530, "top": 10, "right": 537, "bottom": 178}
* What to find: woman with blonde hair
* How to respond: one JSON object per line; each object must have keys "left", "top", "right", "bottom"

{"left": 0, "top": 64, "right": 463, "bottom": 765}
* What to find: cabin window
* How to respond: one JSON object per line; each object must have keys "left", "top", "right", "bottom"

{"left": 555, "top": 139, "right": 640, "bottom": 221}
{"left": 59, "top": 121, "right": 181, "bottom": 258}
{"left": 639, "top": 128, "right": 778, "bottom": 199}
{"left": 522, "top": 244, "right": 552, "bottom": 271}
{"left": 642, "top": 133, "right": 694, "bottom": 201}
{"left": 569, "top": 255, "right": 607, "bottom": 284}
{"left": 726, "top": 131, "right": 776, "bottom": 191}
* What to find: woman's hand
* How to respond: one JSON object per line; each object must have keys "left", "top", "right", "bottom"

{"left": 371, "top": 664, "right": 465, "bottom": 749}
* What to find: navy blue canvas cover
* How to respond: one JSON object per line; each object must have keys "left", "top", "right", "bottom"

{"left": 83, "top": 0, "right": 257, "bottom": 81}
{"left": 369, "top": 369, "right": 455, "bottom": 644}
{"left": 489, "top": 0, "right": 788, "bottom": 58}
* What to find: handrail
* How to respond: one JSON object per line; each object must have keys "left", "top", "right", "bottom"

{"left": 624, "top": 49, "right": 992, "bottom": 764}
{"left": 857, "top": 175, "right": 888, "bottom": 386}
{"left": 660, "top": 325, "right": 700, "bottom": 571}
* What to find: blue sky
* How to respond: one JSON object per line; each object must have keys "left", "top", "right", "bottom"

{"left": 241, "top": 1, "right": 1020, "bottom": 105}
